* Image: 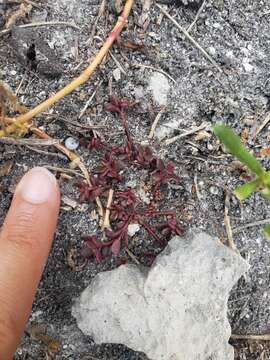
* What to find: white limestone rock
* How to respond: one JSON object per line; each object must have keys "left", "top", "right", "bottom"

{"left": 148, "top": 72, "right": 170, "bottom": 106}
{"left": 72, "top": 231, "right": 248, "bottom": 360}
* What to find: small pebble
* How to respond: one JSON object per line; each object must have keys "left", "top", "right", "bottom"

{"left": 113, "top": 68, "right": 121, "bottom": 82}
{"left": 242, "top": 59, "right": 254, "bottom": 73}
{"left": 65, "top": 137, "right": 79, "bottom": 150}
{"left": 209, "top": 186, "right": 219, "bottom": 195}
{"left": 128, "top": 224, "right": 140, "bottom": 237}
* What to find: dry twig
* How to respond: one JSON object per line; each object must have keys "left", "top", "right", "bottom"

{"left": 102, "top": 189, "right": 114, "bottom": 229}
{"left": 224, "top": 193, "right": 237, "bottom": 251}
{"left": 79, "top": 81, "right": 103, "bottom": 119}
{"left": 233, "top": 218, "right": 270, "bottom": 233}
{"left": 133, "top": 63, "right": 176, "bottom": 83}
{"left": 194, "top": 171, "right": 201, "bottom": 201}
{"left": 109, "top": 50, "right": 127, "bottom": 75}
{"left": 253, "top": 112, "right": 270, "bottom": 140}
{"left": 231, "top": 334, "right": 270, "bottom": 341}
{"left": 187, "top": 0, "right": 207, "bottom": 33}
{"left": 126, "top": 248, "right": 140, "bottom": 265}
{"left": 156, "top": 4, "right": 223, "bottom": 74}
{"left": 0, "top": 137, "right": 60, "bottom": 146}
{"left": 164, "top": 123, "right": 207, "bottom": 145}
{"left": 0, "top": 20, "right": 79, "bottom": 36}
{"left": 148, "top": 106, "right": 166, "bottom": 139}
{"left": 87, "top": 0, "right": 106, "bottom": 45}
{"left": 44, "top": 166, "right": 83, "bottom": 178}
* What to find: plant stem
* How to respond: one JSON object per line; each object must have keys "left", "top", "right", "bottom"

{"left": 0, "top": 0, "right": 134, "bottom": 138}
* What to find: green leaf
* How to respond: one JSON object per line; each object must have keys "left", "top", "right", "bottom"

{"left": 261, "top": 186, "right": 270, "bottom": 200}
{"left": 234, "top": 179, "right": 260, "bottom": 200}
{"left": 214, "top": 125, "right": 264, "bottom": 177}
{"left": 263, "top": 172, "right": 270, "bottom": 186}
{"left": 263, "top": 224, "right": 270, "bottom": 240}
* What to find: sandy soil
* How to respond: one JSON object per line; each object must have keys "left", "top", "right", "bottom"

{"left": 0, "top": 0, "right": 270, "bottom": 358}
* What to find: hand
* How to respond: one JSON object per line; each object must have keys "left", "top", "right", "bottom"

{"left": 0, "top": 167, "right": 60, "bottom": 359}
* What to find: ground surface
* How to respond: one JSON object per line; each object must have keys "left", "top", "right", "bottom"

{"left": 0, "top": 0, "right": 270, "bottom": 359}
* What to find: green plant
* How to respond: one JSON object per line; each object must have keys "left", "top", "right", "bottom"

{"left": 214, "top": 124, "right": 270, "bottom": 239}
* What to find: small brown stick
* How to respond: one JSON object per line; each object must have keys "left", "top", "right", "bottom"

{"left": 231, "top": 334, "right": 270, "bottom": 341}
{"left": 102, "top": 189, "right": 114, "bottom": 229}
{"left": 0, "top": 0, "right": 134, "bottom": 138}
{"left": 54, "top": 116, "right": 105, "bottom": 129}
{"left": 17, "top": 20, "right": 79, "bottom": 30}
{"left": 224, "top": 193, "right": 237, "bottom": 251}
{"left": 79, "top": 81, "right": 103, "bottom": 119}
{"left": 148, "top": 106, "right": 166, "bottom": 139}
{"left": 125, "top": 248, "right": 140, "bottom": 265}
{"left": 109, "top": 50, "right": 127, "bottom": 75}
{"left": 26, "top": 146, "right": 67, "bottom": 160}
{"left": 133, "top": 63, "right": 176, "bottom": 83}
{"left": 156, "top": 4, "right": 223, "bottom": 74}
{"left": 44, "top": 166, "right": 83, "bottom": 178}
{"left": 187, "top": 0, "right": 207, "bottom": 33}
{"left": 87, "top": 0, "right": 106, "bottom": 45}
{"left": 194, "top": 171, "right": 201, "bottom": 201}
{"left": 0, "top": 136, "right": 59, "bottom": 146}
{"left": 0, "top": 21, "right": 80, "bottom": 36}
{"left": 164, "top": 123, "right": 207, "bottom": 146}
{"left": 253, "top": 112, "right": 270, "bottom": 140}
{"left": 233, "top": 218, "right": 270, "bottom": 233}
{"left": 15, "top": 75, "right": 25, "bottom": 95}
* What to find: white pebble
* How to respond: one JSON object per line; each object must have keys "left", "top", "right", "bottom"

{"left": 113, "top": 68, "right": 121, "bottom": 82}
{"left": 65, "top": 137, "right": 79, "bottom": 150}
{"left": 242, "top": 59, "right": 254, "bottom": 73}
{"left": 208, "top": 46, "right": 216, "bottom": 56}
{"left": 128, "top": 223, "right": 140, "bottom": 237}
{"left": 209, "top": 186, "right": 219, "bottom": 195}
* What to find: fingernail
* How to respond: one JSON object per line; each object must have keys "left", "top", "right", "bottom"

{"left": 16, "top": 167, "right": 57, "bottom": 204}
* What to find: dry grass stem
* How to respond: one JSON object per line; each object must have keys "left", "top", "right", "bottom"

{"left": 133, "top": 63, "right": 176, "bottom": 83}
{"left": 0, "top": 0, "right": 134, "bottom": 138}
{"left": 156, "top": 4, "right": 223, "bottom": 74}
{"left": 109, "top": 50, "right": 127, "bottom": 75}
{"left": 126, "top": 248, "right": 140, "bottom": 265}
{"left": 194, "top": 171, "right": 201, "bottom": 201}
{"left": 224, "top": 193, "right": 237, "bottom": 251}
{"left": 165, "top": 123, "right": 207, "bottom": 145}
{"left": 87, "top": 0, "right": 106, "bottom": 45}
{"left": 187, "top": 0, "right": 207, "bottom": 33}
{"left": 0, "top": 137, "right": 60, "bottom": 146}
{"left": 0, "top": 21, "right": 80, "bottom": 36}
{"left": 55, "top": 116, "right": 105, "bottom": 129}
{"left": 79, "top": 81, "right": 103, "bottom": 119}
{"left": 44, "top": 166, "right": 84, "bottom": 178}
{"left": 253, "top": 112, "right": 270, "bottom": 140}
{"left": 102, "top": 189, "right": 114, "bottom": 230}
{"left": 148, "top": 106, "right": 166, "bottom": 139}
{"left": 231, "top": 334, "right": 270, "bottom": 341}
{"left": 26, "top": 146, "right": 67, "bottom": 159}
{"left": 233, "top": 218, "right": 270, "bottom": 233}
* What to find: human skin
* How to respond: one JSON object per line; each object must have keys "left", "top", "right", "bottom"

{"left": 0, "top": 167, "right": 60, "bottom": 359}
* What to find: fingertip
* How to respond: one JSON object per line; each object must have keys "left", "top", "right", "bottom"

{"left": 15, "top": 167, "right": 60, "bottom": 206}
{"left": 0, "top": 167, "right": 60, "bottom": 358}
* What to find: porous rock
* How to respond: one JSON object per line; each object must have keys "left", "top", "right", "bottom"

{"left": 72, "top": 231, "right": 248, "bottom": 360}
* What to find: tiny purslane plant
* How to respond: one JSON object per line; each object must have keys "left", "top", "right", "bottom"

{"left": 214, "top": 124, "right": 270, "bottom": 238}
{"left": 76, "top": 96, "right": 183, "bottom": 265}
